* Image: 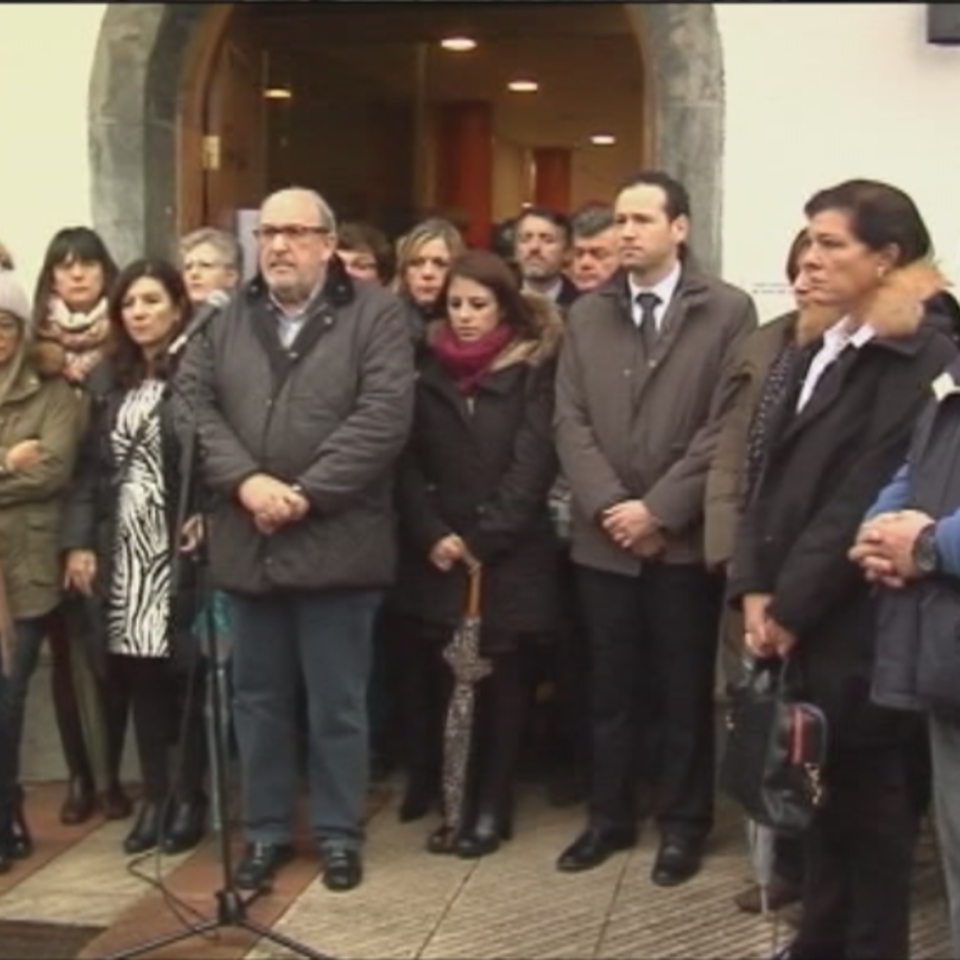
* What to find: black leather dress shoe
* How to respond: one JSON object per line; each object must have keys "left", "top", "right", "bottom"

{"left": 398, "top": 779, "right": 437, "bottom": 823}
{"left": 123, "top": 802, "right": 165, "bottom": 855}
{"left": 320, "top": 848, "right": 363, "bottom": 892}
{"left": 455, "top": 812, "right": 513, "bottom": 859}
{"left": 556, "top": 826, "right": 636, "bottom": 873}
{"left": 161, "top": 796, "right": 207, "bottom": 854}
{"left": 234, "top": 842, "right": 294, "bottom": 890}
{"left": 651, "top": 835, "right": 703, "bottom": 887}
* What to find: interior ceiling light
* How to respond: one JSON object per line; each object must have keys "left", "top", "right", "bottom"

{"left": 507, "top": 79, "right": 539, "bottom": 93}
{"left": 440, "top": 36, "right": 477, "bottom": 52}
{"left": 263, "top": 86, "right": 293, "bottom": 100}
{"left": 590, "top": 134, "right": 616, "bottom": 146}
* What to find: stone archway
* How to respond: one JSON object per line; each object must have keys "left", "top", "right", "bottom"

{"left": 89, "top": 1, "right": 725, "bottom": 274}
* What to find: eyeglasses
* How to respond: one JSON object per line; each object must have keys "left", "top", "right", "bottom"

{"left": 0, "top": 319, "right": 20, "bottom": 335}
{"left": 253, "top": 225, "right": 329, "bottom": 243}
{"left": 183, "top": 259, "right": 229, "bottom": 272}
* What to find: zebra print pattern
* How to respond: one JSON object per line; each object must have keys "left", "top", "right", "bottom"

{"left": 107, "top": 379, "right": 172, "bottom": 658}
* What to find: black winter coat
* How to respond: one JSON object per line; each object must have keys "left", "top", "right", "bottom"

{"left": 729, "top": 264, "right": 957, "bottom": 747}
{"left": 394, "top": 297, "right": 563, "bottom": 651}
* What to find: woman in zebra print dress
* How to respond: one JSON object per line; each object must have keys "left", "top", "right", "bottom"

{"left": 63, "top": 259, "right": 208, "bottom": 856}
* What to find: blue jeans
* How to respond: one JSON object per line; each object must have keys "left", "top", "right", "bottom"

{"left": 230, "top": 588, "right": 380, "bottom": 850}
{"left": 0, "top": 618, "right": 48, "bottom": 818}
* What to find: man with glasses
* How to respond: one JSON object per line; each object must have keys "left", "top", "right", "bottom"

{"left": 178, "top": 187, "right": 414, "bottom": 893}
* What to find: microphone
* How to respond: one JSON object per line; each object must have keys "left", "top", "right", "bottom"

{"left": 168, "top": 288, "right": 231, "bottom": 357}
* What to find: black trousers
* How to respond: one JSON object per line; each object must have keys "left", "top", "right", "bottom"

{"left": 109, "top": 655, "right": 207, "bottom": 803}
{"left": 577, "top": 563, "right": 723, "bottom": 840}
{"left": 795, "top": 743, "right": 915, "bottom": 960}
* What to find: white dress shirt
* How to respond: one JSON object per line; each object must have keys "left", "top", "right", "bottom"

{"left": 627, "top": 261, "right": 682, "bottom": 331}
{"left": 796, "top": 317, "right": 876, "bottom": 412}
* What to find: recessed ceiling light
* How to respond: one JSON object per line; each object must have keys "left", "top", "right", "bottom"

{"left": 440, "top": 36, "right": 477, "bottom": 52}
{"left": 590, "top": 134, "right": 616, "bottom": 146}
{"left": 263, "top": 86, "right": 293, "bottom": 100}
{"left": 507, "top": 79, "right": 539, "bottom": 93}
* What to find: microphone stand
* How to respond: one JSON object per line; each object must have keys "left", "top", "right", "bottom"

{"left": 102, "top": 324, "right": 332, "bottom": 960}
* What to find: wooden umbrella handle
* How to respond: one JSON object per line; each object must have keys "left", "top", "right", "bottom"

{"left": 465, "top": 564, "right": 482, "bottom": 617}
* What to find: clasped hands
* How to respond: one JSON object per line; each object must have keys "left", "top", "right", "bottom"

{"left": 238, "top": 473, "right": 309, "bottom": 535}
{"left": 429, "top": 534, "right": 479, "bottom": 573}
{"left": 848, "top": 508, "right": 934, "bottom": 588}
{"left": 600, "top": 499, "right": 667, "bottom": 558}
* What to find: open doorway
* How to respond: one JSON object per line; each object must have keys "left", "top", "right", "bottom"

{"left": 90, "top": 3, "right": 724, "bottom": 272}
{"left": 184, "top": 3, "right": 647, "bottom": 250}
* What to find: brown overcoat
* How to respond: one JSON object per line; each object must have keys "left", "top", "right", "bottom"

{"left": 554, "top": 265, "right": 757, "bottom": 575}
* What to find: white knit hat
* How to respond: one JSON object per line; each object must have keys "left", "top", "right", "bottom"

{"left": 0, "top": 270, "right": 32, "bottom": 326}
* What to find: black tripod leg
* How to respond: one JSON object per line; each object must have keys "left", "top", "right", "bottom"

{"left": 239, "top": 919, "right": 336, "bottom": 960}
{"left": 100, "top": 918, "right": 221, "bottom": 960}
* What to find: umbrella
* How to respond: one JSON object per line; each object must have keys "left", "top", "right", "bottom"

{"left": 439, "top": 565, "right": 492, "bottom": 843}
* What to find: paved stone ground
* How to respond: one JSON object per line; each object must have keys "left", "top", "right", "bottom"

{"left": 8, "top": 655, "right": 952, "bottom": 959}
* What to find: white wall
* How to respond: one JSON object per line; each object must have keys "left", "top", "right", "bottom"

{"left": 0, "top": 4, "right": 105, "bottom": 290}
{"left": 2, "top": 2, "right": 959, "bottom": 312}
{"left": 718, "top": 3, "right": 960, "bottom": 321}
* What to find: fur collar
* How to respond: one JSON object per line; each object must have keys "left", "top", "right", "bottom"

{"left": 425, "top": 290, "right": 564, "bottom": 372}
{"left": 795, "top": 260, "right": 947, "bottom": 346}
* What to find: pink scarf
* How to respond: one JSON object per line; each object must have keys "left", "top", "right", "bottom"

{"left": 430, "top": 323, "right": 514, "bottom": 395}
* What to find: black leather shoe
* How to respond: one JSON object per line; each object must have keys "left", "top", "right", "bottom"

{"left": 160, "top": 796, "right": 207, "bottom": 855}
{"left": 556, "top": 826, "right": 636, "bottom": 873}
{"left": 234, "top": 842, "right": 294, "bottom": 890}
{"left": 123, "top": 801, "right": 165, "bottom": 855}
{"left": 8, "top": 787, "right": 33, "bottom": 859}
{"left": 101, "top": 781, "right": 133, "bottom": 821}
{"left": 320, "top": 847, "right": 363, "bottom": 892}
{"left": 651, "top": 835, "right": 703, "bottom": 887}
{"left": 60, "top": 775, "right": 96, "bottom": 826}
{"left": 456, "top": 812, "right": 513, "bottom": 859}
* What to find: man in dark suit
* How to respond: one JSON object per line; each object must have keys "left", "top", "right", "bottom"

{"left": 554, "top": 171, "right": 757, "bottom": 884}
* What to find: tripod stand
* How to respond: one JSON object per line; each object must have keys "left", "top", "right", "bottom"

{"left": 103, "top": 338, "right": 332, "bottom": 960}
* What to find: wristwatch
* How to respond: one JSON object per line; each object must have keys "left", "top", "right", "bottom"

{"left": 912, "top": 522, "right": 941, "bottom": 576}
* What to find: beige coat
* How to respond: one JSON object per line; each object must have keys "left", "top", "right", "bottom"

{"left": 703, "top": 312, "right": 796, "bottom": 569}
{"left": 0, "top": 360, "right": 82, "bottom": 623}
{"left": 555, "top": 265, "right": 757, "bottom": 575}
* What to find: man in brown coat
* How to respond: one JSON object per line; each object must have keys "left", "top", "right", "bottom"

{"left": 554, "top": 171, "right": 757, "bottom": 884}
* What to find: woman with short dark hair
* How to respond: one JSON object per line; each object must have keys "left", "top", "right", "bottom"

{"left": 729, "top": 179, "right": 958, "bottom": 959}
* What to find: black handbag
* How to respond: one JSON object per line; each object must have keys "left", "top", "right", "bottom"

{"left": 720, "top": 657, "right": 828, "bottom": 836}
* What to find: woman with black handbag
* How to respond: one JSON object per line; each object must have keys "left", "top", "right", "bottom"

{"left": 728, "top": 180, "right": 958, "bottom": 959}
{"left": 62, "top": 259, "right": 208, "bottom": 856}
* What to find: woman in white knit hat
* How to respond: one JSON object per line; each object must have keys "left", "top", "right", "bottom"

{"left": 0, "top": 269, "right": 83, "bottom": 873}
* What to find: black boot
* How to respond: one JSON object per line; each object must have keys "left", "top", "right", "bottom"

{"left": 123, "top": 801, "right": 166, "bottom": 855}
{"left": 161, "top": 795, "right": 207, "bottom": 855}
{"left": 455, "top": 807, "right": 514, "bottom": 859}
{"left": 8, "top": 786, "right": 33, "bottom": 859}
